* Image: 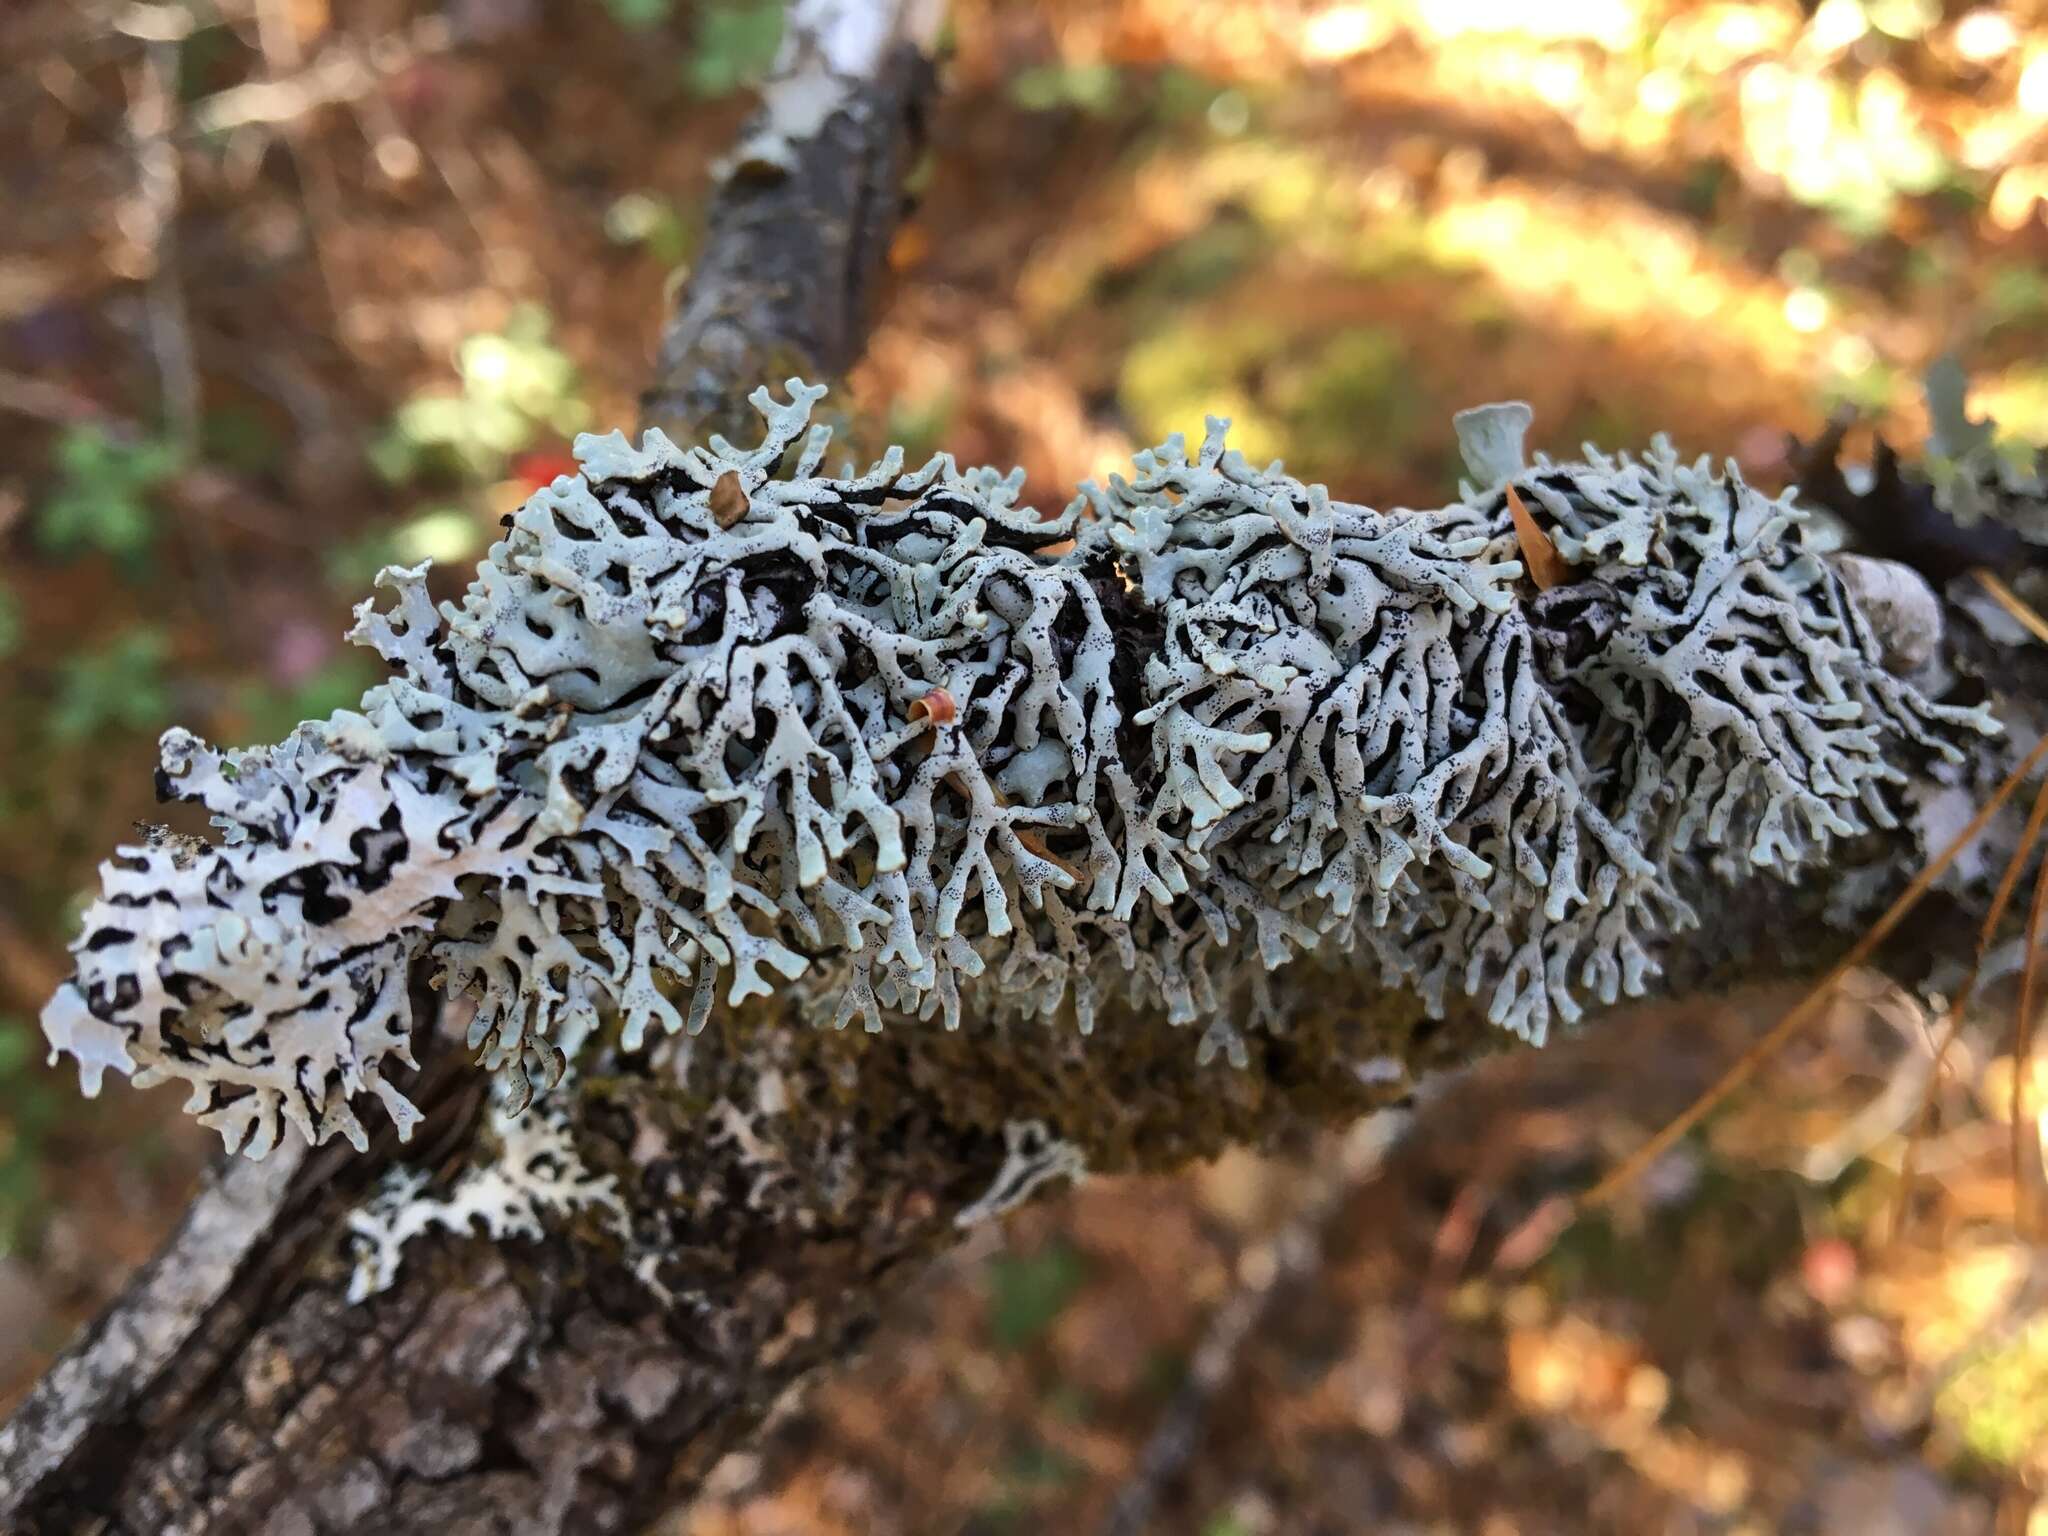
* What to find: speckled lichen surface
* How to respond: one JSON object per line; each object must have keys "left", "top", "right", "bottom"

{"left": 40, "top": 382, "right": 1997, "bottom": 1157}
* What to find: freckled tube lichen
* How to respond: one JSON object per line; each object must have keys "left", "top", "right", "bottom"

{"left": 40, "top": 383, "right": 1997, "bottom": 1158}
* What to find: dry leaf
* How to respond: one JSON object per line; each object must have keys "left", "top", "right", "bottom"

{"left": 709, "top": 469, "right": 749, "bottom": 528}
{"left": 1507, "top": 484, "right": 1570, "bottom": 591}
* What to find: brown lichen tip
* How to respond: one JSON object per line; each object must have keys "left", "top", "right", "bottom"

{"left": 1506, "top": 484, "right": 1570, "bottom": 591}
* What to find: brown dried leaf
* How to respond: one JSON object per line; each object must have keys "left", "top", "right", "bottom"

{"left": 709, "top": 469, "right": 749, "bottom": 528}
{"left": 1506, "top": 485, "right": 1570, "bottom": 591}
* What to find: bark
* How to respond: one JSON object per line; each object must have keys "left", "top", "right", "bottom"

{"left": 638, "top": 0, "right": 942, "bottom": 445}
{"left": 6, "top": 6, "right": 2048, "bottom": 1533}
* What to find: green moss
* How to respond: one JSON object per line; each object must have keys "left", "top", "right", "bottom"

{"left": 1938, "top": 1318, "right": 2048, "bottom": 1471}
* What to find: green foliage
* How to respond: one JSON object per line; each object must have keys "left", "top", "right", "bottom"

{"left": 973, "top": 1435, "right": 1085, "bottom": 1529}
{"left": 985, "top": 1240, "right": 1087, "bottom": 1352}
{"left": 1137, "top": 212, "right": 1269, "bottom": 304}
{"left": 0, "top": 582, "right": 21, "bottom": 660}
{"left": 0, "top": 1014, "right": 62, "bottom": 1257}
{"left": 1823, "top": 348, "right": 1901, "bottom": 417}
{"left": 1276, "top": 326, "right": 1416, "bottom": 467}
{"left": 174, "top": 14, "right": 242, "bottom": 103}
{"left": 884, "top": 385, "right": 957, "bottom": 467}
{"left": 602, "top": 0, "right": 674, "bottom": 28}
{"left": 36, "top": 426, "right": 180, "bottom": 567}
{"left": 604, "top": 191, "right": 697, "bottom": 268}
{"left": 48, "top": 626, "right": 173, "bottom": 744}
{"left": 1008, "top": 61, "right": 1125, "bottom": 117}
{"left": 201, "top": 402, "right": 286, "bottom": 477}
{"left": 684, "top": 1, "right": 784, "bottom": 99}
{"left": 1939, "top": 1318, "right": 2048, "bottom": 1471}
{"left": 1983, "top": 264, "right": 2048, "bottom": 333}
{"left": 1538, "top": 1155, "right": 1813, "bottom": 1303}
{"left": 371, "top": 307, "right": 588, "bottom": 485}
{"left": 1121, "top": 314, "right": 1420, "bottom": 475}
{"left": 1149, "top": 65, "right": 1228, "bottom": 122}
{"left": 1739, "top": 67, "right": 1954, "bottom": 236}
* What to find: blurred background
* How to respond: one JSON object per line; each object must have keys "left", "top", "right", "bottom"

{"left": 4, "top": 0, "right": 2048, "bottom": 1530}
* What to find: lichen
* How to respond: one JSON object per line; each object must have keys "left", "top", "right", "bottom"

{"left": 955, "top": 1119, "right": 1088, "bottom": 1227}
{"left": 1923, "top": 357, "right": 2048, "bottom": 546}
{"left": 41, "top": 382, "right": 1998, "bottom": 1157}
{"left": 345, "top": 1071, "right": 629, "bottom": 1302}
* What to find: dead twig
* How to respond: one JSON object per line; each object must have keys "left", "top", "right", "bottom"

{"left": 123, "top": 37, "right": 201, "bottom": 455}
{"left": 0, "top": 370, "right": 111, "bottom": 428}
{"left": 1893, "top": 773, "right": 2048, "bottom": 1240}
{"left": 186, "top": 16, "right": 453, "bottom": 137}
{"left": 2011, "top": 804, "right": 2048, "bottom": 1237}
{"left": 251, "top": 0, "right": 357, "bottom": 347}
{"left": 1097, "top": 1127, "right": 1390, "bottom": 1536}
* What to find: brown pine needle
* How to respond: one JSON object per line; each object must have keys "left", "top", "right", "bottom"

{"left": 1893, "top": 772, "right": 2048, "bottom": 1240}
{"left": 1506, "top": 484, "right": 1570, "bottom": 591}
{"left": 1974, "top": 567, "right": 2048, "bottom": 647}
{"left": 1577, "top": 729, "right": 2048, "bottom": 1215}
{"left": 2014, "top": 812, "right": 2048, "bottom": 1239}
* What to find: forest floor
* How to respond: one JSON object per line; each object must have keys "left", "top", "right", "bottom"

{"left": 5, "top": 1, "right": 2048, "bottom": 1530}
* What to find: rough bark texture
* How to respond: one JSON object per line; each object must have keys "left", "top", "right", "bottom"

{"left": 6, "top": 6, "right": 2048, "bottom": 1532}
{"left": 637, "top": 0, "right": 940, "bottom": 446}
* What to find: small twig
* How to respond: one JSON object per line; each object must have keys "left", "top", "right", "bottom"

{"left": 640, "top": 0, "right": 945, "bottom": 439}
{"left": 1097, "top": 1129, "right": 1388, "bottom": 1536}
{"left": 1975, "top": 568, "right": 2048, "bottom": 648}
{"left": 252, "top": 0, "right": 356, "bottom": 342}
{"left": 117, "top": 30, "right": 250, "bottom": 636}
{"left": 1801, "top": 1033, "right": 1940, "bottom": 1185}
{"left": 107, "top": 1, "right": 200, "bottom": 43}
{"left": 125, "top": 38, "right": 202, "bottom": 454}
{"left": 422, "top": 131, "right": 524, "bottom": 292}
{"left": 1894, "top": 773, "right": 2048, "bottom": 1239}
{"left": 1579, "top": 729, "right": 2048, "bottom": 1215}
{"left": 186, "top": 15, "right": 453, "bottom": 136}
{"left": 0, "top": 370, "right": 111, "bottom": 428}
{"left": 0, "top": 910, "right": 64, "bottom": 1014}
{"left": 2011, "top": 806, "right": 2048, "bottom": 1237}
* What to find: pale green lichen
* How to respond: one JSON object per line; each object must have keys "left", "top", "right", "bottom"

{"left": 40, "top": 382, "right": 1997, "bottom": 1157}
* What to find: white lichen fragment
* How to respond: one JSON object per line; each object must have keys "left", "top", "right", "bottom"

{"left": 956, "top": 1119, "right": 1089, "bottom": 1228}
{"left": 345, "top": 1080, "right": 628, "bottom": 1302}
{"left": 42, "top": 382, "right": 1999, "bottom": 1155}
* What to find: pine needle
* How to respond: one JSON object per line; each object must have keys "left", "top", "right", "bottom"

{"left": 2013, "top": 816, "right": 2048, "bottom": 1238}
{"left": 1576, "top": 729, "right": 2048, "bottom": 1214}
{"left": 1891, "top": 773, "right": 2048, "bottom": 1241}
{"left": 1975, "top": 567, "right": 2048, "bottom": 647}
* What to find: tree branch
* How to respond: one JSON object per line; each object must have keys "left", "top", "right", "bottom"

{"left": 639, "top": 0, "right": 943, "bottom": 442}
{"left": 7, "top": 9, "right": 2048, "bottom": 1535}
